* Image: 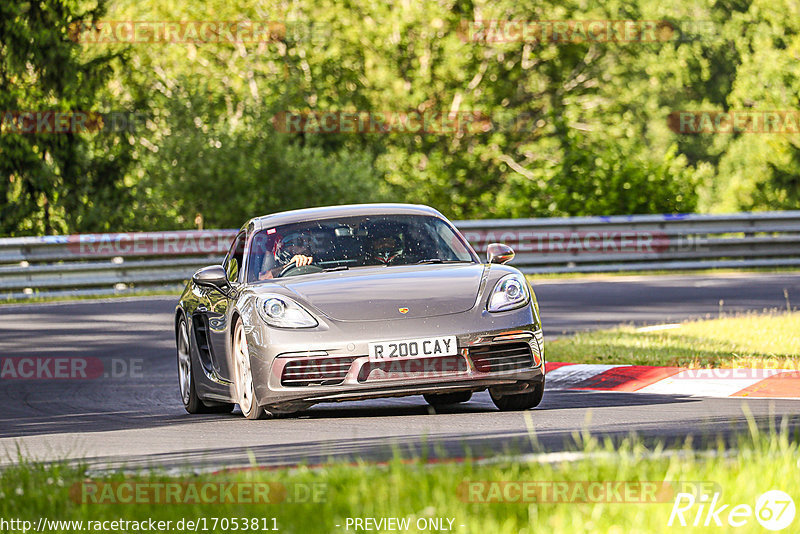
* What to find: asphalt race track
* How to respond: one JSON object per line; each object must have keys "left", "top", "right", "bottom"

{"left": 1, "top": 273, "right": 798, "bottom": 472}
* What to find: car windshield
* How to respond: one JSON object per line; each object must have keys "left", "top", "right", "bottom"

{"left": 247, "top": 214, "right": 477, "bottom": 282}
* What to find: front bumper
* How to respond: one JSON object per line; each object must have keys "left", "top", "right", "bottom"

{"left": 245, "top": 306, "right": 545, "bottom": 411}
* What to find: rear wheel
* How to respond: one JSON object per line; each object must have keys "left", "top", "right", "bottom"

{"left": 177, "top": 317, "right": 234, "bottom": 414}
{"left": 423, "top": 391, "right": 472, "bottom": 406}
{"left": 490, "top": 380, "right": 544, "bottom": 411}
{"left": 233, "top": 318, "right": 267, "bottom": 420}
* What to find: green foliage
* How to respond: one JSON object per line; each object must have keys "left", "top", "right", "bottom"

{"left": 133, "top": 103, "right": 388, "bottom": 229}
{"left": 1, "top": 0, "right": 799, "bottom": 235}
{"left": 0, "top": 0, "right": 135, "bottom": 235}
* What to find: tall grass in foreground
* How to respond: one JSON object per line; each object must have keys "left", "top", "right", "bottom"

{"left": 2, "top": 423, "right": 799, "bottom": 533}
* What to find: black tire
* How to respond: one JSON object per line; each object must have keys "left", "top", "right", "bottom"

{"left": 233, "top": 317, "right": 267, "bottom": 420}
{"left": 423, "top": 391, "right": 473, "bottom": 406}
{"left": 178, "top": 317, "right": 235, "bottom": 414}
{"left": 490, "top": 380, "right": 545, "bottom": 411}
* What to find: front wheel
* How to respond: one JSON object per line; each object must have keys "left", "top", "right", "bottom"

{"left": 490, "top": 380, "right": 544, "bottom": 411}
{"left": 177, "top": 317, "right": 234, "bottom": 414}
{"left": 233, "top": 318, "right": 267, "bottom": 420}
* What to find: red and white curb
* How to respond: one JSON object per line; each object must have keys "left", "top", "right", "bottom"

{"left": 545, "top": 362, "right": 800, "bottom": 399}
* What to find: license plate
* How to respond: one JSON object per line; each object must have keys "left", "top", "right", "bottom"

{"left": 368, "top": 335, "right": 458, "bottom": 361}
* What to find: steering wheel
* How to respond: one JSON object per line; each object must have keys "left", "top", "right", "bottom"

{"left": 371, "top": 252, "right": 403, "bottom": 265}
{"left": 278, "top": 263, "right": 324, "bottom": 278}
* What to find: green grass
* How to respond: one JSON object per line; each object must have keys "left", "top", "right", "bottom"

{"left": 0, "top": 288, "right": 181, "bottom": 306}
{"left": 527, "top": 267, "right": 800, "bottom": 281}
{"left": 547, "top": 311, "right": 800, "bottom": 368}
{"left": 2, "top": 429, "right": 799, "bottom": 533}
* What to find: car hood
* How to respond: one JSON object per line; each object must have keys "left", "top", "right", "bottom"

{"left": 262, "top": 263, "right": 486, "bottom": 322}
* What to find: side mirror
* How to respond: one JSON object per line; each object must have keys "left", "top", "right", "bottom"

{"left": 192, "top": 265, "right": 231, "bottom": 292}
{"left": 486, "top": 243, "right": 515, "bottom": 264}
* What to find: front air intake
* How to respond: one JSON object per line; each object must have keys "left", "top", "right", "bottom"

{"left": 468, "top": 342, "right": 535, "bottom": 373}
{"left": 280, "top": 356, "right": 358, "bottom": 387}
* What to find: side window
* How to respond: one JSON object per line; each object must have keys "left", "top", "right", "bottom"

{"left": 224, "top": 233, "right": 246, "bottom": 283}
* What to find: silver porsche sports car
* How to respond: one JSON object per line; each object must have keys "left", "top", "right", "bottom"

{"left": 175, "top": 204, "right": 545, "bottom": 419}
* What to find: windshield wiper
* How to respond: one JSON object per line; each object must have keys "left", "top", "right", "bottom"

{"left": 415, "top": 259, "right": 471, "bottom": 264}
{"left": 323, "top": 266, "right": 350, "bottom": 272}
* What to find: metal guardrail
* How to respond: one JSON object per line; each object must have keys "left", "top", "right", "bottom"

{"left": 1, "top": 211, "right": 799, "bottom": 300}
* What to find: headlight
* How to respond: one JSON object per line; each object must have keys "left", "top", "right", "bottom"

{"left": 256, "top": 295, "right": 318, "bottom": 328}
{"left": 487, "top": 273, "right": 530, "bottom": 312}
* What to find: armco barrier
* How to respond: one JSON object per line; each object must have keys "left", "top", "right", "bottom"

{"left": 1, "top": 211, "right": 798, "bottom": 300}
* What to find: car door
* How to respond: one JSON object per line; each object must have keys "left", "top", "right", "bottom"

{"left": 204, "top": 230, "right": 246, "bottom": 382}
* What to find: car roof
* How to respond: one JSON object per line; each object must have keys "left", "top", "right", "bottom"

{"left": 247, "top": 203, "right": 447, "bottom": 232}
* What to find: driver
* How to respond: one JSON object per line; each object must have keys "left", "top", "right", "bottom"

{"left": 258, "top": 233, "right": 314, "bottom": 280}
{"left": 367, "top": 229, "right": 403, "bottom": 264}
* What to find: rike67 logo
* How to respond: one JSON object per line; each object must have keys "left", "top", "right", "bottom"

{"left": 669, "top": 490, "right": 795, "bottom": 531}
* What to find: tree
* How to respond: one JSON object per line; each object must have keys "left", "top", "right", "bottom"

{"left": 0, "top": 0, "right": 133, "bottom": 236}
